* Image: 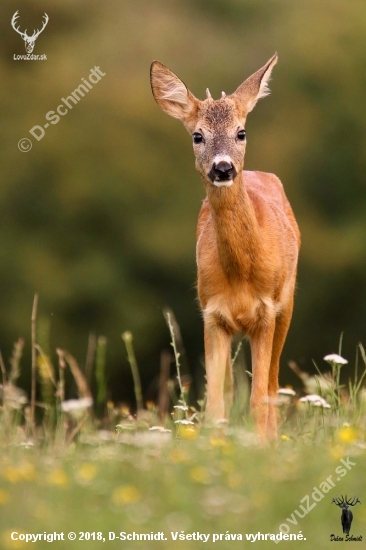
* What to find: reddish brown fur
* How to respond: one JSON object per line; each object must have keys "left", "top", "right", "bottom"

{"left": 151, "top": 55, "right": 300, "bottom": 440}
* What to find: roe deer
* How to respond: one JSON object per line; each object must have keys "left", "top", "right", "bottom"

{"left": 150, "top": 54, "right": 300, "bottom": 439}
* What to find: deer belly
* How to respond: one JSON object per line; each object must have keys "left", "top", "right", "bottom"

{"left": 203, "top": 293, "right": 275, "bottom": 335}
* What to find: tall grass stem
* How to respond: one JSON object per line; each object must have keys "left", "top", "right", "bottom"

{"left": 164, "top": 311, "right": 186, "bottom": 407}
{"left": 31, "top": 294, "right": 38, "bottom": 433}
{"left": 122, "top": 332, "right": 143, "bottom": 412}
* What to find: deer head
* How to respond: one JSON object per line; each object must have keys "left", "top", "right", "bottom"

{"left": 11, "top": 11, "right": 49, "bottom": 54}
{"left": 150, "top": 54, "right": 277, "bottom": 189}
{"left": 332, "top": 495, "right": 361, "bottom": 509}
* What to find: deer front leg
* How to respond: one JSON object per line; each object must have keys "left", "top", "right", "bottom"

{"left": 267, "top": 297, "right": 294, "bottom": 439}
{"left": 204, "top": 320, "right": 232, "bottom": 422}
{"left": 250, "top": 320, "right": 276, "bottom": 440}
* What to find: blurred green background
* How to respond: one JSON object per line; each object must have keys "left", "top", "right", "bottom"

{"left": 1, "top": 0, "right": 366, "bottom": 406}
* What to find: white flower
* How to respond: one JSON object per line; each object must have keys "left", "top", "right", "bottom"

{"left": 174, "top": 419, "right": 195, "bottom": 425}
{"left": 323, "top": 354, "right": 348, "bottom": 365}
{"left": 173, "top": 405, "right": 188, "bottom": 411}
{"left": 299, "top": 394, "right": 331, "bottom": 408}
{"left": 277, "top": 388, "right": 296, "bottom": 396}
{"left": 149, "top": 426, "right": 172, "bottom": 433}
{"left": 61, "top": 397, "right": 93, "bottom": 412}
{"left": 312, "top": 401, "right": 331, "bottom": 408}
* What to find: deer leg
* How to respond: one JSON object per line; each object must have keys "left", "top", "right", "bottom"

{"left": 204, "top": 321, "right": 231, "bottom": 422}
{"left": 224, "top": 351, "right": 234, "bottom": 419}
{"left": 267, "top": 297, "right": 294, "bottom": 439}
{"left": 250, "top": 320, "right": 276, "bottom": 440}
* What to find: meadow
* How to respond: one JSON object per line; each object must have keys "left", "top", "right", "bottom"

{"left": 0, "top": 309, "right": 365, "bottom": 550}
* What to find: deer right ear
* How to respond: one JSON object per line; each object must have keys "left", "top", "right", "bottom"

{"left": 150, "top": 61, "right": 199, "bottom": 125}
{"left": 231, "top": 53, "right": 278, "bottom": 115}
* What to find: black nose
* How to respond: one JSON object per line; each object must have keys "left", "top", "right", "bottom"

{"left": 208, "top": 161, "right": 237, "bottom": 182}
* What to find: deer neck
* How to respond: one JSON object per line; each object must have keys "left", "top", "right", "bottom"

{"left": 205, "top": 171, "right": 259, "bottom": 280}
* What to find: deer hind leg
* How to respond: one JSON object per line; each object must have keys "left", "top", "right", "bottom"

{"left": 204, "top": 321, "right": 232, "bottom": 422}
{"left": 250, "top": 320, "right": 276, "bottom": 441}
{"left": 267, "top": 297, "right": 294, "bottom": 439}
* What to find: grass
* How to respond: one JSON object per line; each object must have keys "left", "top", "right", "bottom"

{"left": 0, "top": 306, "right": 366, "bottom": 548}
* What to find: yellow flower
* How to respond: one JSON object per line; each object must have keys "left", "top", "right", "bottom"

{"left": 189, "top": 466, "right": 210, "bottom": 484}
{"left": 337, "top": 426, "right": 358, "bottom": 444}
{"left": 3, "top": 463, "right": 36, "bottom": 483}
{"left": 77, "top": 463, "right": 97, "bottom": 483}
{"left": 168, "top": 449, "right": 190, "bottom": 463}
{"left": 252, "top": 492, "right": 269, "bottom": 508}
{"left": 179, "top": 425, "right": 199, "bottom": 440}
{"left": 281, "top": 435, "right": 290, "bottom": 441}
{"left": 0, "top": 489, "right": 10, "bottom": 504}
{"left": 330, "top": 445, "right": 345, "bottom": 461}
{"left": 209, "top": 437, "right": 227, "bottom": 447}
{"left": 1, "top": 530, "right": 26, "bottom": 548}
{"left": 3, "top": 468, "right": 21, "bottom": 484}
{"left": 47, "top": 469, "right": 69, "bottom": 487}
{"left": 112, "top": 485, "right": 141, "bottom": 505}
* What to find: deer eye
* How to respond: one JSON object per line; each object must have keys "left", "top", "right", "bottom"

{"left": 193, "top": 132, "right": 203, "bottom": 144}
{"left": 237, "top": 129, "right": 246, "bottom": 141}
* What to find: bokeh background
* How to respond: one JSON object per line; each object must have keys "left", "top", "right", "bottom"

{"left": 1, "top": 0, "right": 366, "bottom": 406}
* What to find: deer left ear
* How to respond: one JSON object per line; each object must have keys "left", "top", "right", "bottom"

{"left": 231, "top": 53, "right": 278, "bottom": 114}
{"left": 150, "top": 61, "right": 200, "bottom": 128}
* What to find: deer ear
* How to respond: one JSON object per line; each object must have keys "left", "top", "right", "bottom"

{"left": 150, "top": 61, "right": 199, "bottom": 126}
{"left": 231, "top": 53, "right": 278, "bottom": 114}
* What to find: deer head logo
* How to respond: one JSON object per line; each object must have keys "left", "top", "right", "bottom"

{"left": 11, "top": 11, "right": 49, "bottom": 54}
{"left": 332, "top": 495, "right": 361, "bottom": 535}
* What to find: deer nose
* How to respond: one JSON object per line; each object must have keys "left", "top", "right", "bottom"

{"left": 208, "top": 161, "right": 237, "bottom": 182}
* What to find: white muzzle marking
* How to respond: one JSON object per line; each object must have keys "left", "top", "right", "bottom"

{"left": 213, "top": 154, "right": 233, "bottom": 165}
{"left": 213, "top": 179, "right": 233, "bottom": 188}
